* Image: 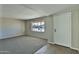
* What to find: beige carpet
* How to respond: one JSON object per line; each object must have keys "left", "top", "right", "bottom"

{"left": 0, "top": 36, "right": 47, "bottom": 54}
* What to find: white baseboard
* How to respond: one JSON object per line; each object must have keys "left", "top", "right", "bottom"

{"left": 70, "top": 47, "right": 79, "bottom": 51}
{"left": 0, "top": 34, "right": 24, "bottom": 40}
{"left": 48, "top": 42, "right": 79, "bottom": 51}
{"left": 48, "top": 42, "right": 69, "bottom": 47}
{"left": 48, "top": 42, "right": 55, "bottom": 44}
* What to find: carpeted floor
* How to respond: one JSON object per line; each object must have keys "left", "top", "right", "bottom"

{"left": 0, "top": 36, "right": 47, "bottom": 54}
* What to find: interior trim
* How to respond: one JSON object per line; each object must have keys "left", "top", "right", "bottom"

{"left": 48, "top": 42, "right": 79, "bottom": 52}
{"left": 0, "top": 35, "right": 25, "bottom": 40}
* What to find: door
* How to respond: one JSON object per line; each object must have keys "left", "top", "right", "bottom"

{"left": 53, "top": 12, "right": 71, "bottom": 47}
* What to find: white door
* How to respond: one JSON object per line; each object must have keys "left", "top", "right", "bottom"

{"left": 53, "top": 12, "right": 71, "bottom": 47}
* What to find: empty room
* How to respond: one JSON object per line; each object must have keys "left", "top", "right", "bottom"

{"left": 0, "top": 4, "right": 79, "bottom": 54}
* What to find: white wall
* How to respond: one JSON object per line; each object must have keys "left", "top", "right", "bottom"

{"left": 0, "top": 19, "right": 2, "bottom": 38}
{"left": 0, "top": 4, "right": 2, "bottom": 18}
{"left": 0, "top": 18, "right": 25, "bottom": 39}
{"left": 0, "top": 5, "right": 2, "bottom": 38}
{"left": 71, "top": 8, "right": 79, "bottom": 50}
{"left": 25, "top": 16, "right": 54, "bottom": 42}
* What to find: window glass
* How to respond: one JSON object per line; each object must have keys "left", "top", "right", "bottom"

{"left": 31, "top": 21, "right": 45, "bottom": 32}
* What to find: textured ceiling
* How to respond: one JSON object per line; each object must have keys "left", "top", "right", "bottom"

{"left": 0, "top": 4, "right": 78, "bottom": 20}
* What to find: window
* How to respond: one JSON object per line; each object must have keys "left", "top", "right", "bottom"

{"left": 31, "top": 21, "right": 45, "bottom": 32}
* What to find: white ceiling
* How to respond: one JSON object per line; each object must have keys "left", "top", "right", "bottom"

{"left": 0, "top": 4, "right": 78, "bottom": 20}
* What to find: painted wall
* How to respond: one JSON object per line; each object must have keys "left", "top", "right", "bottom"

{"left": 71, "top": 8, "right": 79, "bottom": 50}
{"left": 25, "top": 16, "right": 54, "bottom": 42}
{"left": 0, "top": 4, "right": 2, "bottom": 18}
{"left": 0, "top": 18, "right": 25, "bottom": 39}
{"left": 0, "top": 5, "right": 2, "bottom": 38}
{"left": 0, "top": 19, "right": 2, "bottom": 38}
